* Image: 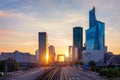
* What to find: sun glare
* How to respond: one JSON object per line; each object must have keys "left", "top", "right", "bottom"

{"left": 66, "top": 53, "right": 69, "bottom": 57}
{"left": 46, "top": 53, "right": 49, "bottom": 63}
{"left": 59, "top": 56, "right": 64, "bottom": 62}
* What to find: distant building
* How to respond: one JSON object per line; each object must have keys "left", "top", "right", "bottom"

{"left": 104, "top": 46, "right": 108, "bottom": 53}
{"left": 0, "top": 52, "right": 14, "bottom": 60}
{"left": 57, "top": 54, "right": 65, "bottom": 62}
{"left": 82, "top": 50, "right": 105, "bottom": 66}
{"left": 49, "top": 45, "right": 55, "bottom": 64}
{"left": 0, "top": 50, "right": 37, "bottom": 67}
{"left": 73, "top": 47, "right": 78, "bottom": 62}
{"left": 73, "top": 27, "right": 83, "bottom": 60}
{"left": 69, "top": 46, "right": 73, "bottom": 62}
{"left": 38, "top": 32, "right": 48, "bottom": 65}
{"left": 86, "top": 7, "right": 105, "bottom": 51}
{"left": 104, "top": 52, "right": 113, "bottom": 63}
{"left": 35, "top": 49, "right": 39, "bottom": 61}
{"left": 68, "top": 46, "right": 78, "bottom": 62}
{"left": 106, "top": 54, "right": 120, "bottom": 65}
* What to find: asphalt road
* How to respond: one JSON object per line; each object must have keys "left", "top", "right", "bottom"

{"left": 60, "top": 66, "right": 104, "bottom": 80}
{"left": 38, "top": 66, "right": 104, "bottom": 80}
{"left": 0, "top": 66, "right": 104, "bottom": 80}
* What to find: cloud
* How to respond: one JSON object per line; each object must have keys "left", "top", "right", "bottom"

{"left": 0, "top": 29, "right": 30, "bottom": 42}
{"left": 0, "top": 29, "right": 21, "bottom": 38}
{"left": 0, "top": 10, "right": 22, "bottom": 17}
{"left": 0, "top": 0, "right": 119, "bottom": 54}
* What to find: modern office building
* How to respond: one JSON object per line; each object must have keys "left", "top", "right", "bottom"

{"left": 69, "top": 46, "right": 78, "bottom": 62}
{"left": 49, "top": 45, "right": 55, "bottom": 64}
{"left": 86, "top": 7, "right": 105, "bottom": 51}
{"left": 73, "top": 27, "right": 83, "bottom": 60}
{"left": 69, "top": 46, "right": 73, "bottom": 62}
{"left": 35, "top": 49, "right": 39, "bottom": 61}
{"left": 38, "top": 32, "right": 48, "bottom": 65}
{"left": 73, "top": 47, "right": 78, "bottom": 62}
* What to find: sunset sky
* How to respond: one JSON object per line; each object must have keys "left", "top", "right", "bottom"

{"left": 0, "top": 0, "right": 120, "bottom": 55}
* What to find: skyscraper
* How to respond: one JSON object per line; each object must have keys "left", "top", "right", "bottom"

{"left": 69, "top": 46, "right": 73, "bottom": 62}
{"left": 49, "top": 45, "right": 55, "bottom": 64}
{"left": 73, "top": 27, "right": 83, "bottom": 60}
{"left": 38, "top": 32, "right": 48, "bottom": 65}
{"left": 68, "top": 46, "right": 78, "bottom": 62}
{"left": 86, "top": 7, "right": 105, "bottom": 51}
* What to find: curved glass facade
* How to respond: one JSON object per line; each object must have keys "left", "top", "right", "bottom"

{"left": 86, "top": 7, "right": 105, "bottom": 51}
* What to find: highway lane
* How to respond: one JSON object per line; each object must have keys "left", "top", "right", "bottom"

{"left": 1, "top": 66, "right": 104, "bottom": 80}
{"left": 37, "top": 66, "right": 104, "bottom": 80}
{"left": 61, "top": 66, "right": 104, "bottom": 80}
{"left": 41, "top": 67, "right": 61, "bottom": 80}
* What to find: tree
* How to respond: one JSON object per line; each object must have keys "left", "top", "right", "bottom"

{"left": 88, "top": 60, "right": 96, "bottom": 67}
{"left": 0, "top": 60, "right": 5, "bottom": 72}
{"left": 88, "top": 60, "right": 97, "bottom": 71}
{"left": 5, "top": 58, "right": 19, "bottom": 72}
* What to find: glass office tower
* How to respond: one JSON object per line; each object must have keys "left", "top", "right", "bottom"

{"left": 38, "top": 32, "right": 48, "bottom": 65}
{"left": 73, "top": 27, "right": 83, "bottom": 60}
{"left": 86, "top": 7, "right": 105, "bottom": 51}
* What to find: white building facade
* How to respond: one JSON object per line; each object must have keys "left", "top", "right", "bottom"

{"left": 0, "top": 51, "right": 37, "bottom": 64}
{"left": 82, "top": 50, "right": 105, "bottom": 65}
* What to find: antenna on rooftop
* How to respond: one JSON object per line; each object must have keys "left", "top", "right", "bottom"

{"left": 92, "top": 0, "right": 95, "bottom": 7}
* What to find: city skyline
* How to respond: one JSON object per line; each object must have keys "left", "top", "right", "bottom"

{"left": 0, "top": 0, "right": 120, "bottom": 55}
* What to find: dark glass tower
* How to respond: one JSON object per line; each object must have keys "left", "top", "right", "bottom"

{"left": 86, "top": 7, "right": 105, "bottom": 51}
{"left": 38, "top": 32, "right": 48, "bottom": 65}
{"left": 73, "top": 27, "right": 83, "bottom": 60}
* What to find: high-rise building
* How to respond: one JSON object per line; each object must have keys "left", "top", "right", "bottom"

{"left": 104, "top": 46, "right": 108, "bottom": 53}
{"left": 35, "top": 49, "right": 39, "bottom": 61}
{"left": 38, "top": 32, "right": 48, "bottom": 65}
{"left": 86, "top": 7, "right": 105, "bottom": 51}
{"left": 73, "top": 27, "right": 83, "bottom": 60}
{"left": 73, "top": 47, "right": 78, "bottom": 61}
{"left": 68, "top": 46, "right": 78, "bottom": 62}
{"left": 49, "top": 45, "right": 55, "bottom": 64}
{"left": 69, "top": 46, "right": 73, "bottom": 62}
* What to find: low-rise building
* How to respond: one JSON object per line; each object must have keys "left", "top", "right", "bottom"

{"left": 0, "top": 52, "right": 14, "bottom": 60}
{"left": 0, "top": 50, "right": 38, "bottom": 68}
{"left": 82, "top": 50, "right": 105, "bottom": 66}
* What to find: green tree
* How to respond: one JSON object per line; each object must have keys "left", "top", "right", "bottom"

{"left": 5, "top": 58, "right": 19, "bottom": 72}
{"left": 0, "top": 60, "right": 5, "bottom": 72}
{"left": 88, "top": 60, "right": 96, "bottom": 67}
